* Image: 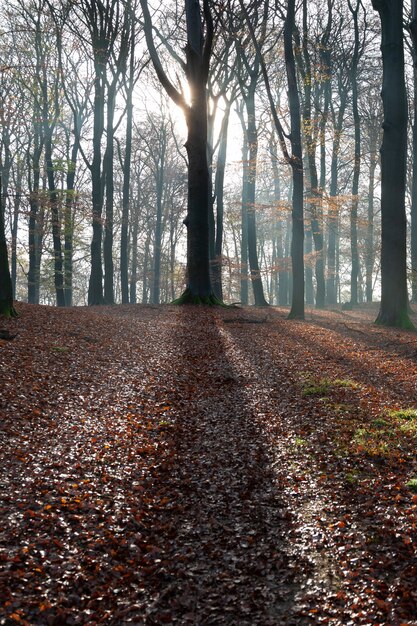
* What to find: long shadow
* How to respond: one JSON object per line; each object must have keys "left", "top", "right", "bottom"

{"left": 124, "top": 307, "right": 309, "bottom": 626}
{"left": 225, "top": 312, "right": 417, "bottom": 623}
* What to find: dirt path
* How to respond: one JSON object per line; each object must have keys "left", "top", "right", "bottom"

{"left": 1, "top": 304, "right": 417, "bottom": 625}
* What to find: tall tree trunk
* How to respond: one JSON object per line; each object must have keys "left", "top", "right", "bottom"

{"left": 286, "top": 0, "right": 305, "bottom": 319}
{"left": 63, "top": 134, "right": 79, "bottom": 308}
{"left": 297, "top": 0, "right": 325, "bottom": 308}
{"left": 44, "top": 131, "right": 66, "bottom": 307}
{"left": 141, "top": 0, "right": 216, "bottom": 304}
{"left": 151, "top": 134, "right": 166, "bottom": 304}
{"left": 373, "top": 0, "right": 413, "bottom": 328}
{"left": 269, "top": 135, "right": 288, "bottom": 306}
{"left": 11, "top": 168, "right": 21, "bottom": 298}
{"left": 245, "top": 88, "right": 268, "bottom": 306}
{"left": 239, "top": 111, "right": 249, "bottom": 305}
{"left": 120, "top": 58, "right": 134, "bottom": 304}
{"left": 411, "top": 64, "right": 417, "bottom": 301}
{"left": 212, "top": 102, "right": 232, "bottom": 300}
{"left": 103, "top": 83, "right": 117, "bottom": 304}
{"left": 27, "top": 129, "right": 43, "bottom": 305}
{"left": 366, "top": 127, "right": 378, "bottom": 302}
{"left": 88, "top": 68, "right": 105, "bottom": 305}
{"left": 129, "top": 191, "right": 140, "bottom": 304}
{"left": 0, "top": 175, "right": 16, "bottom": 317}
{"left": 348, "top": 0, "right": 362, "bottom": 307}
{"left": 327, "top": 88, "right": 347, "bottom": 305}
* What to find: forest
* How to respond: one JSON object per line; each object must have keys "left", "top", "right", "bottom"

{"left": 1, "top": 0, "right": 417, "bottom": 624}
{"left": 0, "top": 0, "right": 414, "bottom": 323}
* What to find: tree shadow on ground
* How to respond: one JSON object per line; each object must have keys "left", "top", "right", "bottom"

{"left": 128, "top": 307, "right": 310, "bottom": 626}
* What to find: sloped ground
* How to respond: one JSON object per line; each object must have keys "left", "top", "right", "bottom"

{"left": 0, "top": 302, "right": 417, "bottom": 625}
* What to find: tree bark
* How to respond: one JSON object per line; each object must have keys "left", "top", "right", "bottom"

{"left": 373, "top": 0, "right": 413, "bottom": 328}
{"left": 0, "top": 175, "right": 17, "bottom": 317}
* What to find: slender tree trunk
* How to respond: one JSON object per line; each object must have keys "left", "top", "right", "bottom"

{"left": 152, "top": 136, "right": 165, "bottom": 304}
{"left": 327, "top": 91, "right": 347, "bottom": 305}
{"left": 27, "top": 132, "right": 43, "bottom": 305}
{"left": 44, "top": 131, "right": 66, "bottom": 307}
{"left": 0, "top": 175, "right": 16, "bottom": 317}
{"left": 366, "top": 129, "right": 378, "bottom": 302}
{"left": 63, "top": 135, "right": 79, "bottom": 308}
{"left": 212, "top": 102, "right": 232, "bottom": 300}
{"left": 286, "top": 0, "right": 305, "bottom": 319}
{"left": 88, "top": 68, "right": 105, "bottom": 305}
{"left": 103, "top": 83, "right": 117, "bottom": 304}
{"left": 142, "top": 232, "right": 151, "bottom": 304}
{"left": 240, "top": 114, "right": 249, "bottom": 305}
{"left": 348, "top": 0, "right": 362, "bottom": 307}
{"left": 11, "top": 169, "right": 21, "bottom": 298}
{"left": 244, "top": 89, "right": 268, "bottom": 306}
{"left": 269, "top": 135, "right": 288, "bottom": 306}
{"left": 120, "top": 61, "right": 134, "bottom": 304}
{"left": 373, "top": 0, "right": 413, "bottom": 327}
{"left": 129, "top": 192, "right": 140, "bottom": 304}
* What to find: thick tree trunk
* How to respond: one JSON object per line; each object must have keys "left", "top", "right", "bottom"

{"left": 373, "top": 0, "right": 413, "bottom": 328}
{"left": 411, "top": 65, "right": 417, "bottom": 302}
{"left": 182, "top": 85, "right": 212, "bottom": 299}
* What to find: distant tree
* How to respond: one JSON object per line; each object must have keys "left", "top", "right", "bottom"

{"left": 140, "top": 0, "right": 220, "bottom": 304}
{"left": 0, "top": 175, "right": 16, "bottom": 317}
{"left": 372, "top": 0, "right": 413, "bottom": 328}
{"left": 241, "top": 0, "right": 305, "bottom": 318}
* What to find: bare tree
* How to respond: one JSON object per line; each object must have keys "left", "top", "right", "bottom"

{"left": 140, "top": 0, "right": 220, "bottom": 304}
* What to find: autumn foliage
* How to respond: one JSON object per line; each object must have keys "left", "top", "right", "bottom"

{"left": 1, "top": 303, "right": 417, "bottom": 624}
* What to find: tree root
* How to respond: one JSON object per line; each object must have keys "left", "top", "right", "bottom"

{"left": 171, "top": 289, "right": 228, "bottom": 306}
{"left": 375, "top": 311, "right": 415, "bottom": 331}
{"left": 0, "top": 301, "right": 19, "bottom": 318}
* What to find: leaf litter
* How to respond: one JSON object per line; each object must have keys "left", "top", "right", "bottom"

{"left": 0, "top": 302, "right": 417, "bottom": 625}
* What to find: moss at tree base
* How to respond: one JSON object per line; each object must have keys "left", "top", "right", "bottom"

{"left": 375, "top": 309, "right": 415, "bottom": 330}
{"left": 0, "top": 300, "right": 18, "bottom": 318}
{"left": 171, "top": 289, "right": 227, "bottom": 306}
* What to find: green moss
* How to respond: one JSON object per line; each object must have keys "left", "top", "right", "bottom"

{"left": 301, "top": 376, "right": 359, "bottom": 398}
{"left": 171, "top": 289, "right": 227, "bottom": 306}
{"left": 387, "top": 408, "right": 417, "bottom": 421}
{"left": 375, "top": 309, "right": 415, "bottom": 330}
{"left": 294, "top": 437, "right": 307, "bottom": 446}
{"left": 0, "top": 300, "right": 18, "bottom": 318}
{"left": 406, "top": 478, "right": 417, "bottom": 492}
{"left": 345, "top": 471, "right": 360, "bottom": 484}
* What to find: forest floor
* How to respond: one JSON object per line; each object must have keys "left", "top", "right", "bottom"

{"left": 1, "top": 302, "right": 417, "bottom": 625}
